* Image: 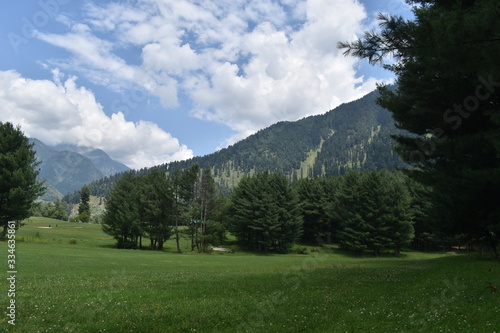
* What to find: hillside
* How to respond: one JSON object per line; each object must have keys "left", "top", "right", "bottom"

{"left": 81, "top": 87, "right": 406, "bottom": 198}
{"left": 159, "top": 88, "right": 406, "bottom": 188}
{"left": 30, "top": 139, "right": 130, "bottom": 200}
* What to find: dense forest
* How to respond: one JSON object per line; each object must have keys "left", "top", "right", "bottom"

{"left": 97, "top": 165, "right": 479, "bottom": 255}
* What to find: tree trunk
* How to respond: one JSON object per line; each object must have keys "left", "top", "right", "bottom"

{"left": 175, "top": 222, "right": 182, "bottom": 253}
{"left": 1, "top": 223, "right": 7, "bottom": 240}
{"left": 191, "top": 225, "right": 195, "bottom": 252}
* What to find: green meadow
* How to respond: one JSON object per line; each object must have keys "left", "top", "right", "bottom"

{"left": 1, "top": 218, "right": 499, "bottom": 332}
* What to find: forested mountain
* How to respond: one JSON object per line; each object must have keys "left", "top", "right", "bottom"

{"left": 159, "top": 87, "right": 406, "bottom": 188}
{"left": 77, "top": 87, "right": 406, "bottom": 199}
{"left": 30, "top": 139, "right": 130, "bottom": 200}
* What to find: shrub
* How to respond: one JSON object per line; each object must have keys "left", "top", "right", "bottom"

{"left": 295, "top": 246, "right": 308, "bottom": 254}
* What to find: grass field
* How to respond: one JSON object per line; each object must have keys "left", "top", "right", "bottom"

{"left": 1, "top": 218, "right": 499, "bottom": 332}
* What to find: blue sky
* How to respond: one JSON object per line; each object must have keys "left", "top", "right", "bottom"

{"left": 0, "top": 0, "right": 413, "bottom": 169}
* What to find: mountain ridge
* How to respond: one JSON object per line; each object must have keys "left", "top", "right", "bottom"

{"left": 67, "top": 87, "right": 407, "bottom": 200}
{"left": 158, "top": 88, "right": 406, "bottom": 185}
{"left": 30, "top": 138, "right": 130, "bottom": 200}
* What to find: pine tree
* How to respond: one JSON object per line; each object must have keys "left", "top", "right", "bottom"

{"left": 78, "top": 186, "right": 91, "bottom": 222}
{"left": 333, "top": 170, "right": 370, "bottom": 254}
{"left": 197, "top": 168, "right": 219, "bottom": 252}
{"left": 138, "top": 168, "right": 173, "bottom": 251}
{"left": 229, "top": 172, "right": 302, "bottom": 253}
{"left": 0, "top": 122, "right": 44, "bottom": 238}
{"left": 339, "top": 0, "right": 500, "bottom": 254}
{"left": 360, "top": 171, "right": 394, "bottom": 256}
{"left": 102, "top": 172, "right": 141, "bottom": 249}
{"left": 170, "top": 164, "right": 200, "bottom": 253}
{"left": 386, "top": 172, "right": 415, "bottom": 256}
{"left": 333, "top": 170, "right": 414, "bottom": 255}
{"left": 294, "top": 178, "right": 331, "bottom": 244}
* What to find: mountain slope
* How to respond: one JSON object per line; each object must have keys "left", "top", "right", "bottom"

{"left": 30, "top": 139, "right": 130, "bottom": 200}
{"left": 81, "top": 149, "right": 130, "bottom": 177}
{"left": 52, "top": 144, "right": 130, "bottom": 177}
{"left": 160, "top": 88, "right": 406, "bottom": 186}
{"left": 81, "top": 87, "right": 406, "bottom": 198}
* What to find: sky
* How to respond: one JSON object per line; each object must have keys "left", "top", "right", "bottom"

{"left": 0, "top": 0, "right": 413, "bottom": 169}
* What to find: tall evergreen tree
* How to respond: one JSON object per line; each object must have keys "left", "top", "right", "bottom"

{"left": 332, "top": 170, "right": 414, "bottom": 255}
{"left": 197, "top": 168, "right": 219, "bottom": 252}
{"left": 294, "top": 178, "right": 331, "bottom": 244}
{"left": 339, "top": 0, "right": 500, "bottom": 254}
{"left": 78, "top": 186, "right": 91, "bottom": 222}
{"left": 171, "top": 164, "right": 200, "bottom": 253}
{"left": 229, "top": 172, "right": 302, "bottom": 253}
{"left": 332, "top": 170, "right": 370, "bottom": 254}
{"left": 102, "top": 172, "right": 141, "bottom": 249}
{"left": 0, "top": 122, "right": 44, "bottom": 238}
{"left": 138, "top": 168, "right": 173, "bottom": 251}
{"left": 361, "top": 170, "right": 414, "bottom": 256}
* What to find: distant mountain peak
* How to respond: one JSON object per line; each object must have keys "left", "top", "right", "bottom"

{"left": 29, "top": 139, "right": 130, "bottom": 201}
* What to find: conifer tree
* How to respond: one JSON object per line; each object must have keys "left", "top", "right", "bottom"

{"left": 333, "top": 170, "right": 370, "bottom": 254}
{"left": 333, "top": 170, "right": 414, "bottom": 255}
{"left": 229, "top": 172, "right": 302, "bottom": 253}
{"left": 138, "top": 168, "right": 173, "bottom": 251}
{"left": 197, "top": 168, "right": 219, "bottom": 252}
{"left": 0, "top": 122, "right": 44, "bottom": 238}
{"left": 171, "top": 164, "right": 200, "bottom": 253}
{"left": 78, "top": 186, "right": 91, "bottom": 222}
{"left": 294, "top": 178, "right": 331, "bottom": 244}
{"left": 339, "top": 0, "right": 500, "bottom": 253}
{"left": 102, "top": 172, "right": 141, "bottom": 248}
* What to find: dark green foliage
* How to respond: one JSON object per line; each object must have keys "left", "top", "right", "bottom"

{"left": 170, "top": 165, "right": 200, "bottom": 253}
{"left": 138, "top": 168, "right": 173, "bottom": 251}
{"left": 293, "top": 178, "right": 331, "bottom": 244}
{"left": 78, "top": 186, "right": 90, "bottom": 217}
{"left": 332, "top": 171, "right": 370, "bottom": 253}
{"left": 339, "top": 0, "right": 500, "bottom": 254}
{"left": 332, "top": 170, "right": 414, "bottom": 255}
{"left": 201, "top": 220, "right": 225, "bottom": 248}
{"left": 100, "top": 164, "right": 230, "bottom": 252}
{"left": 0, "top": 122, "right": 45, "bottom": 238}
{"left": 31, "top": 200, "right": 69, "bottom": 221}
{"left": 193, "top": 168, "right": 222, "bottom": 252}
{"left": 229, "top": 172, "right": 302, "bottom": 253}
{"left": 102, "top": 172, "right": 141, "bottom": 249}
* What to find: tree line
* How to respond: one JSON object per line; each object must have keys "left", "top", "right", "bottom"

{"left": 102, "top": 165, "right": 222, "bottom": 252}
{"left": 101, "top": 165, "right": 438, "bottom": 256}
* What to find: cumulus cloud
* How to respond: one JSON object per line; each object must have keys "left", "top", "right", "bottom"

{"left": 37, "top": 0, "right": 387, "bottom": 147}
{"left": 0, "top": 70, "right": 193, "bottom": 169}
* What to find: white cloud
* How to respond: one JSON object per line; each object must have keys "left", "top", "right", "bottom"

{"left": 0, "top": 70, "right": 193, "bottom": 169}
{"left": 37, "top": 0, "right": 386, "bottom": 147}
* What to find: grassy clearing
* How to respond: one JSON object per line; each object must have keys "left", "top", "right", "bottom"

{"left": 1, "top": 218, "right": 499, "bottom": 332}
